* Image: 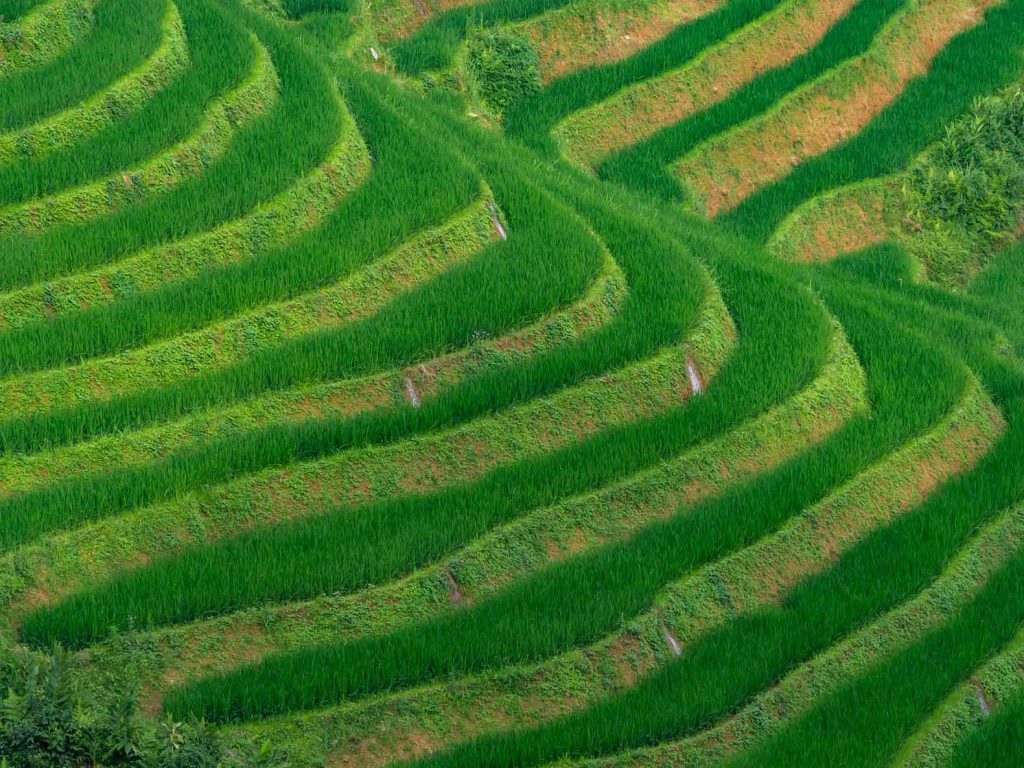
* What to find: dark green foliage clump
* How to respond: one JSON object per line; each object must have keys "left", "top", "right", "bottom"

{"left": 465, "top": 30, "right": 541, "bottom": 116}
{"left": 0, "top": 646, "right": 269, "bottom": 768}
{"left": 905, "top": 87, "right": 1024, "bottom": 285}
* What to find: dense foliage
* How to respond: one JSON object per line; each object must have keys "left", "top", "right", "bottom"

{"left": 465, "top": 29, "right": 541, "bottom": 115}
{"left": 0, "top": 647, "right": 270, "bottom": 767}
{"left": 905, "top": 87, "right": 1024, "bottom": 285}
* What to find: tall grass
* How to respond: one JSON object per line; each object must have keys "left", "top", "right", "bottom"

{"left": 157, "top": 277, "right": 964, "bottom": 720}
{"left": 0, "top": 0, "right": 163, "bottom": 132}
{"left": 0, "top": 0, "right": 341, "bottom": 295}
{"left": 0, "top": 0, "right": 253, "bottom": 205}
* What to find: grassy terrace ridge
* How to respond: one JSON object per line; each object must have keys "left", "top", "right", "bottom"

{"left": 554, "top": 0, "right": 859, "bottom": 168}
{"left": 561, "top": 504, "right": 1024, "bottom": 768}
{"left": 93, "top": 315, "right": 852, "bottom": 702}
{"left": 0, "top": 82, "right": 368, "bottom": 331}
{"left": 7, "top": 280, "right": 731, "bottom": 638}
{"left": 0, "top": 0, "right": 254, "bottom": 204}
{"left": 0, "top": 33, "right": 280, "bottom": 237}
{"left": 672, "top": 0, "right": 1000, "bottom": 216}
{"left": 0, "top": 0, "right": 351, "bottom": 313}
{"left": 0, "top": 0, "right": 189, "bottom": 165}
{"left": 0, "top": 0, "right": 1022, "bottom": 764}
{"left": 766, "top": 177, "right": 899, "bottom": 262}
{"left": 0, "top": 0, "right": 162, "bottom": 133}
{"left": 0, "top": 0, "right": 94, "bottom": 74}
{"left": 222, "top": 278, "right": 999, "bottom": 765}
{"left": 163, "top": 286, "right": 978, "bottom": 729}
{"left": 0, "top": 248, "right": 626, "bottom": 500}
{"left": 0, "top": 192, "right": 495, "bottom": 418}
{"left": 891, "top": 625, "right": 1024, "bottom": 767}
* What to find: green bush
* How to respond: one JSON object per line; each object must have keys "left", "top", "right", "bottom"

{"left": 0, "top": 646, "right": 271, "bottom": 768}
{"left": 904, "top": 86, "right": 1024, "bottom": 284}
{"left": 465, "top": 29, "right": 541, "bottom": 116}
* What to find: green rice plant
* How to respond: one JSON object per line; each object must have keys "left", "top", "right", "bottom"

{"left": 0, "top": 0, "right": 43, "bottom": 22}
{"left": 0, "top": 0, "right": 253, "bottom": 204}
{"left": 0, "top": 0, "right": 95, "bottom": 75}
{"left": 12, "top": 281, "right": 729, "bottom": 644}
{"left": 338, "top": 287, "right": 1023, "bottom": 768}
{"left": 552, "top": 506, "right": 1024, "bottom": 768}
{"left": 0, "top": 0, "right": 1021, "bottom": 762}
{"left": 153, "top": 192, "right": 1024, "bottom": 741}
{"left": 0, "top": 34, "right": 280, "bottom": 237}
{"left": 146, "top": 236, "right": 950, "bottom": 729}
{"left": 158, "top": 286, "right": 965, "bottom": 723}
{"left": 0, "top": 84, "right": 368, "bottom": 331}
{"left": 0, "top": 0, "right": 187, "bottom": 166}
{"left": 0, "top": 0, "right": 160, "bottom": 131}
{"left": 0, "top": 188, "right": 490, "bottom": 419}
{"left": 0, "top": 252, "right": 624, "bottom": 502}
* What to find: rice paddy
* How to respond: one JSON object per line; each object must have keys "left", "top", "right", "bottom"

{"left": 0, "top": 0, "right": 1022, "bottom": 765}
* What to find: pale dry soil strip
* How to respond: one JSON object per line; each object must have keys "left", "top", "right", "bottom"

{"left": 767, "top": 178, "right": 899, "bottom": 263}
{"left": 367, "top": 0, "right": 486, "bottom": 44}
{"left": 513, "top": 0, "right": 728, "bottom": 84}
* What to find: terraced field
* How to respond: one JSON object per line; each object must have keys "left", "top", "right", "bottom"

{"left": 1, "top": 0, "right": 1023, "bottom": 765}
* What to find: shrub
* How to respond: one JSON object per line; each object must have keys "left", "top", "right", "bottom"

{"left": 904, "top": 87, "right": 1024, "bottom": 284}
{"left": 0, "top": 645, "right": 272, "bottom": 768}
{"left": 465, "top": 29, "right": 541, "bottom": 116}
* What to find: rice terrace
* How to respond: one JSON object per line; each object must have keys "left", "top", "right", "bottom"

{"left": 0, "top": 0, "right": 1023, "bottom": 763}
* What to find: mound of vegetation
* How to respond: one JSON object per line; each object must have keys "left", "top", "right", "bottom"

{"left": 904, "top": 86, "right": 1024, "bottom": 286}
